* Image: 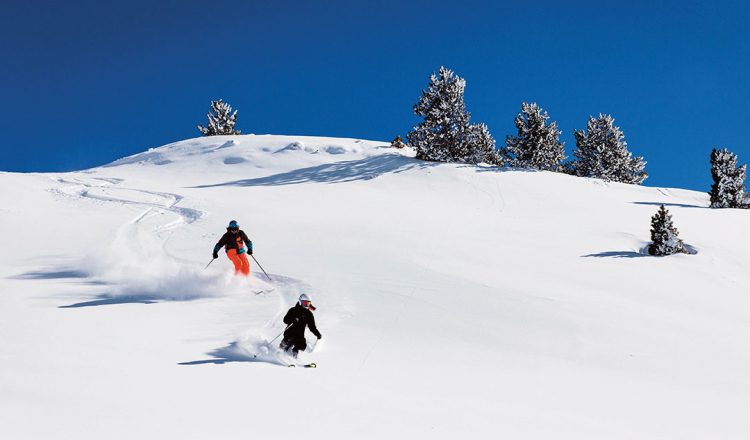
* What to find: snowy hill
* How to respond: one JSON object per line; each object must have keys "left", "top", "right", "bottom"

{"left": 1, "top": 134, "right": 749, "bottom": 439}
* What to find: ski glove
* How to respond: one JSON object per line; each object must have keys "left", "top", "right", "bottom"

{"left": 317, "top": 334, "right": 322, "bottom": 340}
{"left": 212, "top": 252, "right": 219, "bottom": 259}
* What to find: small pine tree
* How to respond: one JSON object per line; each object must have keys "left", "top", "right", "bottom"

{"left": 709, "top": 148, "right": 746, "bottom": 208}
{"left": 505, "top": 102, "right": 565, "bottom": 171}
{"left": 648, "top": 205, "right": 686, "bottom": 256}
{"left": 198, "top": 99, "right": 240, "bottom": 136}
{"left": 570, "top": 114, "right": 647, "bottom": 184}
{"left": 406, "top": 66, "right": 497, "bottom": 164}
{"left": 391, "top": 135, "right": 406, "bottom": 149}
{"left": 466, "top": 123, "right": 500, "bottom": 165}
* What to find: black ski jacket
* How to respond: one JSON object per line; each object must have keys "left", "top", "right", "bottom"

{"left": 213, "top": 229, "right": 252, "bottom": 254}
{"left": 283, "top": 304, "right": 321, "bottom": 341}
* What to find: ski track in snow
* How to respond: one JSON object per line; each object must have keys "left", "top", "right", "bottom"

{"left": 52, "top": 175, "right": 203, "bottom": 229}
{"left": 49, "top": 174, "right": 212, "bottom": 296}
{"left": 50, "top": 175, "right": 204, "bottom": 262}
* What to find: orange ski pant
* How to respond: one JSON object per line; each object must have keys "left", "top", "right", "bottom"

{"left": 226, "top": 249, "right": 250, "bottom": 276}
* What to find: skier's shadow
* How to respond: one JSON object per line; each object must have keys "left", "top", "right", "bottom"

{"left": 179, "top": 341, "right": 285, "bottom": 367}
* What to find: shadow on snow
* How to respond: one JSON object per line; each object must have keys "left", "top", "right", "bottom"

{"left": 190, "top": 154, "right": 436, "bottom": 188}
{"left": 179, "top": 342, "right": 285, "bottom": 367}
{"left": 9, "top": 269, "right": 88, "bottom": 280}
{"left": 59, "top": 294, "right": 161, "bottom": 308}
{"left": 9, "top": 267, "right": 105, "bottom": 287}
{"left": 632, "top": 201, "right": 706, "bottom": 209}
{"left": 582, "top": 251, "right": 648, "bottom": 258}
{"left": 8, "top": 268, "right": 106, "bottom": 285}
{"left": 7, "top": 267, "right": 155, "bottom": 307}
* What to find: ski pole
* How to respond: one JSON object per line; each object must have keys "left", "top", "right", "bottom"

{"left": 204, "top": 257, "right": 216, "bottom": 270}
{"left": 254, "top": 324, "right": 292, "bottom": 358}
{"left": 250, "top": 254, "right": 272, "bottom": 281}
{"left": 269, "top": 324, "right": 291, "bottom": 344}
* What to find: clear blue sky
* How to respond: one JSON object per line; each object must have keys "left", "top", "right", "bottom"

{"left": 1, "top": 0, "right": 748, "bottom": 190}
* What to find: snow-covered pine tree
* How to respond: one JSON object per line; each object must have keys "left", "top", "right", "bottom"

{"left": 570, "top": 114, "right": 647, "bottom": 184}
{"left": 505, "top": 102, "right": 565, "bottom": 171}
{"left": 466, "top": 123, "right": 500, "bottom": 165}
{"left": 407, "top": 66, "right": 470, "bottom": 162}
{"left": 407, "top": 66, "right": 497, "bottom": 164}
{"left": 391, "top": 135, "right": 406, "bottom": 149}
{"left": 648, "top": 205, "right": 686, "bottom": 256}
{"left": 709, "top": 148, "right": 747, "bottom": 208}
{"left": 197, "top": 99, "right": 240, "bottom": 136}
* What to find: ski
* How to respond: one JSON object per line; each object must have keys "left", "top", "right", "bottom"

{"left": 288, "top": 363, "right": 316, "bottom": 368}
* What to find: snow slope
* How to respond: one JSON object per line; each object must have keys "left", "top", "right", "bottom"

{"left": 1, "top": 134, "right": 749, "bottom": 439}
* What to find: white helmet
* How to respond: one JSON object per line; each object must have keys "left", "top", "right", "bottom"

{"left": 298, "top": 293, "right": 315, "bottom": 310}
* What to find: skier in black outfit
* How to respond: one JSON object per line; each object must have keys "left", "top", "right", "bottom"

{"left": 280, "top": 293, "right": 322, "bottom": 357}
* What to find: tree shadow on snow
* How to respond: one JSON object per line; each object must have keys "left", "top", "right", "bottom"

{"left": 9, "top": 268, "right": 105, "bottom": 285}
{"left": 190, "top": 154, "right": 436, "bottom": 188}
{"left": 583, "top": 243, "right": 698, "bottom": 258}
{"left": 472, "top": 166, "right": 543, "bottom": 174}
{"left": 8, "top": 267, "right": 150, "bottom": 307}
{"left": 632, "top": 201, "right": 706, "bottom": 209}
{"left": 582, "top": 251, "right": 648, "bottom": 258}
{"left": 9, "top": 269, "right": 89, "bottom": 280}
{"left": 59, "top": 294, "right": 160, "bottom": 308}
{"left": 9, "top": 267, "right": 107, "bottom": 290}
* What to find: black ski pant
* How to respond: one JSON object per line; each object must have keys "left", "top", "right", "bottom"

{"left": 280, "top": 337, "right": 307, "bottom": 357}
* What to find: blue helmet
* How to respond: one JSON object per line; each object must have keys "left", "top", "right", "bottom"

{"left": 228, "top": 220, "right": 239, "bottom": 229}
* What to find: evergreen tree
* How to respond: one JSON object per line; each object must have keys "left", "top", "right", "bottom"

{"left": 570, "top": 114, "right": 647, "bottom": 184}
{"left": 198, "top": 99, "right": 240, "bottom": 136}
{"left": 505, "top": 102, "right": 565, "bottom": 171}
{"left": 465, "top": 123, "right": 500, "bottom": 165}
{"left": 407, "top": 66, "right": 496, "bottom": 164}
{"left": 709, "top": 148, "right": 746, "bottom": 208}
{"left": 648, "top": 205, "right": 686, "bottom": 256}
{"left": 390, "top": 135, "right": 406, "bottom": 149}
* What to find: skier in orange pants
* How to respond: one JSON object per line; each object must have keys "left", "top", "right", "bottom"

{"left": 212, "top": 220, "right": 253, "bottom": 276}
